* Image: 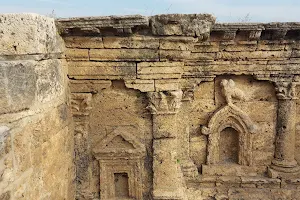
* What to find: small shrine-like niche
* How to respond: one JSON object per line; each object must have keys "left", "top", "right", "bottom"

{"left": 93, "top": 126, "right": 145, "bottom": 200}
{"left": 201, "top": 79, "right": 258, "bottom": 176}
{"left": 219, "top": 127, "right": 239, "bottom": 164}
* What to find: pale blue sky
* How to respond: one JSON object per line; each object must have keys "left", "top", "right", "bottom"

{"left": 0, "top": 0, "right": 300, "bottom": 22}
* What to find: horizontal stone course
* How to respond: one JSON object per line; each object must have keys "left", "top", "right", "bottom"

{"left": 89, "top": 49, "right": 159, "bottom": 61}
{"left": 68, "top": 61, "right": 136, "bottom": 79}
{"left": 103, "top": 36, "right": 159, "bottom": 49}
{"left": 137, "top": 62, "right": 183, "bottom": 79}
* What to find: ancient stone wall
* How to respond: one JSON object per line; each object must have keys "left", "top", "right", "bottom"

{"left": 2, "top": 12, "right": 300, "bottom": 200}
{"left": 0, "top": 14, "right": 74, "bottom": 199}
{"left": 57, "top": 14, "right": 300, "bottom": 200}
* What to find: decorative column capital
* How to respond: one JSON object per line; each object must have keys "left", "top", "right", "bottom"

{"left": 71, "top": 93, "right": 93, "bottom": 117}
{"left": 274, "top": 81, "right": 297, "bottom": 100}
{"left": 147, "top": 90, "right": 183, "bottom": 115}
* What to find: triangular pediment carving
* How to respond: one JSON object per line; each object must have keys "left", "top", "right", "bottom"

{"left": 105, "top": 135, "right": 135, "bottom": 149}
{"left": 93, "top": 126, "right": 145, "bottom": 159}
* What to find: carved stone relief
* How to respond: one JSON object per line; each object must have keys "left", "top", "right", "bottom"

{"left": 201, "top": 79, "right": 257, "bottom": 173}
{"left": 93, "top": 125, "right": 145, "bottom": 200}
{"left": 147, "top": 90, "right": 183, "bottom": 114}
{"left": 71, "top": 93, "right": 93, "bottom": 199}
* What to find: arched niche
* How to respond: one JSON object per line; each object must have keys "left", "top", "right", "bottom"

{"left": 202, "top": 103, "right": 257, "bottom": 166}
{"left": 219, "top": 127, "right": 239, "bottom": 164}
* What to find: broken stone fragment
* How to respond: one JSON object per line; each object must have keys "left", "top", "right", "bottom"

{"left": 150, "top": 14, "right": 216, "bottom": 38}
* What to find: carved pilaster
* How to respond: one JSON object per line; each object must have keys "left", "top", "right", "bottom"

{"left": 147, "top": 90, "right": 186, "bottom": 200}
{"left": 268, "top": 80, "right": 300, "bottom": 178}
{"left": 71, "top": 93, "right": 94, "bottom": 199}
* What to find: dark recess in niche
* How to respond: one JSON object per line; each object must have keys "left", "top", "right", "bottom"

{"left": 114, "top": 173, "right": 130, "bottom": 198}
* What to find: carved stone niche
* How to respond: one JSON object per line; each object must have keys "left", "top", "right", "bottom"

{"left": 201, "top": 79, "right": 258, "bottom": 176}
{"left": 92, "top": 126, "right": 146, "bottom": 200}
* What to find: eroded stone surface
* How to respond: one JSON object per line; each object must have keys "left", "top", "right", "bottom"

{"left": 2, "top": 13, "right": 300, "bottom": 200}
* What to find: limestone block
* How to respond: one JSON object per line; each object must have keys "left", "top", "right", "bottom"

{"left": 257, "top": 40, "right": 286, "bottom": 51}
{"left": 193, "top": 41, "right": 220, "bottom": 52}
{"left": 70, "top": 80, "right": 112, "bottom": 93}
{"left": 159, "top": 37, "right": 197, "bottom": 50}
{"left": 64, "top": 36, "right": 104, "bottom": 48}
{"left": 89, "top": 49, "right": 159, "bottom": 61}
{"left": 202, "top": 165, "right": 266, "bottom": 176}
{"left": 125, "top": 79, "right": 155, "bottom": 92}
{"left": 56, "top": 15, "right": 149, "bottom": 35}
{"left": 220, "top": 41, "right": 257, "bottom": 52}
{"left": 217, "top": 50, "right": 292, "bottom": 60}
{"left": 160, "top": 50, "right": 216, "bottom": 61}
{"left": 0, "top": 61, "right": 37, "bottom": 114}
{"left": 150, "top": 14, "right": 215, "bottom": 37}
{"left": 65, "top": 48, "right": 89, "bottom": 60}
{"left": 68, "top": 61, "right": 136, "bottom": 79}
{"left": 137, "top": 62, "right": 183, "bottom": 79}
{"left": 35, "top": 59, "right": 64, "bottom": 103}
{"left": 0, "top": 13, "right": 63, "bottom": 55}
{"left": 103, "top": 36, "right": 159, "bottom": 49}
{"left": 154, "top": 79, "right": 180, "bottom": 91}
{"left": 228, "top": 188, "right": 284, "bottom": 199}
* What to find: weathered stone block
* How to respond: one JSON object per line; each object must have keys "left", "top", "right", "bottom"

{"left": 64, "top": 36, "right": 104, "bottom": 48}
{"left": 137, "top": 62, "right": 183, "bottom": 79}
{"left": 0, "top": 61, "right": 37, "bottom": 114}
{"left": 89, "top": 49, "right": 159, "bottom": 61}
{"left": 68, "top": 61, "right": 136, "bottom": 79}
{"left": 150, "top": 14, "right": 215, "bottom": 37}
{"left": 159, "top": 37, "right": 197, "bottom": 51}
{"left": 0, "top": 13, "right": 63, "bottom": 55}
{"left": 103, "top": 36, "right": 159, "bottom": 49}
{"left": 125, "top": 79, "right": 155, "bottom": 92}
{"left": 65, "top": 48, "right": 89, "bottom": 60}
{"left": 70, "top": 80, "right": 112, "bottom": 93}
{"left": 154, "top": 79, "right": 180, "bottom": 91}
{"left": 160, "top": 50, "right": 216, "bottom": 61}
{"left": 193, "top": 41, "right": 220, "bottom": 52}
{"left": 220, "top": 41, "right": 257, "bottom": 52}
{"left": 217, "top": 50, "right": 292, "bottom": 60}
{"left": 257, "top": 40, "right": 286, "bottom": 51}
{"left": 35, "top": 59, "right": 64, "bottom": 103}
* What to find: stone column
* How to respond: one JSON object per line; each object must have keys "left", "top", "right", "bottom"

{"left": 268, "top": 81, "right": 300, "bottom": 177}
{"left": 147, "top": 91, "right": 186, "bottom": 200}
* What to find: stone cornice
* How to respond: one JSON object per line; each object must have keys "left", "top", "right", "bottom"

{"left": 57, "top": 14, "right": 300, "bottom": 40}
{"left": 212, "top": 22, "right": 300, "bottom": 41}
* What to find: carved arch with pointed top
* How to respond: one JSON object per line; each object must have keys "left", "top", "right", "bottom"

{"left": 202, "top": 103, "right": 257, "bottom": 166}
